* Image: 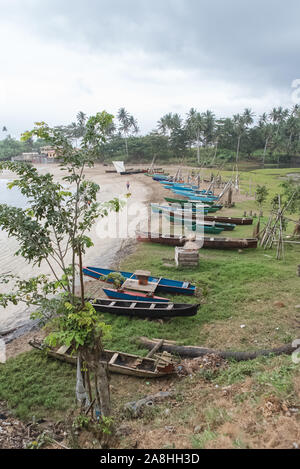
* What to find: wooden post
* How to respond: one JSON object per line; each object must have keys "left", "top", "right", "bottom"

{"left": 159, "top": 210, "right": 163, "bottom": 235}
{"left": 227, "top": 187, "right": 233, "bottom": 206}
{"left": 148, "top": 205, "right": 152, "bottom": 236}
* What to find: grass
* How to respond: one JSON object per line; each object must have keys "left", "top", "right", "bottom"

{"left": 0, "top": 351, "right": 76, "bottom": 420}
{"left": 0, "top": 166, "right": 299, "bottom": 447}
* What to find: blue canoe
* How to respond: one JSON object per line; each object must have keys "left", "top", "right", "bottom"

{"left": 82, "top": 267, "right": 196, "bottom": 296}
{"left": 103, "top": 288, "right": 170, "bottom": 303}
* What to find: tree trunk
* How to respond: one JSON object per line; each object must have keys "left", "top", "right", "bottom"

{"left": 96, "top": 363, "right": 111, "bottom": 417}
{"left": 78, "top": 248, "right": 85, "bottom": 307}
{"left": 263, "top": 137, "right": 268, "bottom": 168}
{"left": 196, "top": 143, "right": 200, "bottom": 165}
{"left": 236, "top": 136, "right": 241, "bottom": 164}
{"left": 124, "top": 137, "right": 129, "bottom": 159}
{"left": 139, "top": 337, "right": 296, "bottom": 362}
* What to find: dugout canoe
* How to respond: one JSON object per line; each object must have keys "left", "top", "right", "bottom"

{"left": 89, "top": 298, "right": 200, "bottom": 318}
{"left": 29, "top": 340, "right": 175, "bottom": 378}
{"left": 164, "top": 197, "right": 223, "bottom": 210}
{"left": 135, "top": 231, "right": 258, "bottom": 249}
{"left": 82, "top": 267, "right": 196, "bottom": 295}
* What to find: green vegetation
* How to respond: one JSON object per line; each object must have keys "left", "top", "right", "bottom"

{"left": 3, "top": 105, "right": 300, "bottom": 167}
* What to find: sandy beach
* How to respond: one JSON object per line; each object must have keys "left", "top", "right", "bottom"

{"left": 0, "top": 163, "right": 153, "bottom": 337}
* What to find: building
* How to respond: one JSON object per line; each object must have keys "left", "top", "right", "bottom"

{"left": 40, "top": 146, "right": 56, "bottom": 158}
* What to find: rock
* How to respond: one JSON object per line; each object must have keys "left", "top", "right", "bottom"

{"left": 194, "top": 425, "right": 202, "bottom": 434}
{"left": 295, "top": 305, "right": 300, "bottom": 310}
{"left": 165, "top": 426, "right": 175, "bottom": 433}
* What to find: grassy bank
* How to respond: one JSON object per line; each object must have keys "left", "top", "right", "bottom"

{"left": 0, "top": 167, "right": 299, "bottom": 448}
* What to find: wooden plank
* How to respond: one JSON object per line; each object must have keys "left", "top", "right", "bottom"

{"left": 109, "top": 353, "right": 119, "bottom": 365}
{"left": 130, "top": 302, "right": 137, "bottom": 309}
{"left": 167, "top": 304, "right": 174, "bottom": 310}
{"left": 146, "top": 339, "right": 164, "bottom": 358}
{"left": 150, "top": 304, "right": 156, "bottom": 309}
{"left": 109, "top": 301, "right": 116, "bottom": 307}
{"left": 57, "top": 345, "right": 70, "bottom": 355}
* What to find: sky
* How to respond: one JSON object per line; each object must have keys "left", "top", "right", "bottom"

{"left": 1, "top": 0, "right": 300, "bottom": 137}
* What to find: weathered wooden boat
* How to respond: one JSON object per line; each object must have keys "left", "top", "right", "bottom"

{"left": 29, "top": 340, "right": 175, "bottom": 378}
{"left": 89, "top": 298, "right": 200, "bottom": 318}
{"left": 164, "top": 197, "right": 223, "bottom": 210}
{"left": 103, "top": 288, "right": 170, "bottom": 303}
{"left": 82, "top": 267, "right": 196, "bottom": 295}
{"left": 202, "top": 237, "right": 258, "bottom": 249}
{"left": 203, "top": 215, "right": 253, "bottom": 225}
{"left": 135, "top": 231, "right": 258, "bottom": 250}
{"left": 136, "top": 230, "right": 186, "bottom": 247}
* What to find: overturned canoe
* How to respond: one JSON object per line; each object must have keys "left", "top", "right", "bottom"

{"left": 29, "top": 340, "right": 175, "bottom": 378}
{"left": 82, "top": 267, "right": 196, "bottom": 295}
{"left": 90, "top": 298, "right": 200, "bottom": 318}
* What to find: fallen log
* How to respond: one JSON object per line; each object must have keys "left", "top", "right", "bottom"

{"left": 139, "top": 337, "right": 297, "bottom": 362}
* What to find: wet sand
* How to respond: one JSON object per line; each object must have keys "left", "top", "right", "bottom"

{"left": 0, "top": 164, "right": 153, "bottom": 336}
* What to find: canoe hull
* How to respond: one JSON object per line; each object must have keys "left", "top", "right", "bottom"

{"left": 91, "top": 298, "right": 200, "bottom": 318}
{"left": 103, "top": 288, "right": 170, "bottom": 303}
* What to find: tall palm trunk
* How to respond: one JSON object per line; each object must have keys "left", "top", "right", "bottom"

{"left": 236, "top": 135, "right": 241, "bottom": 164}
{"left": 263, "top": 137, "right": 269, "bottom": 168}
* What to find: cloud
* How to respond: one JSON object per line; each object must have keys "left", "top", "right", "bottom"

{"left": 0, "top": 0, "right": 299, "bottom": 135}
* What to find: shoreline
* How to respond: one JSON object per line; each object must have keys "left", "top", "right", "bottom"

{"left": 2, "top": 167, "right": 156, "bottom": 358}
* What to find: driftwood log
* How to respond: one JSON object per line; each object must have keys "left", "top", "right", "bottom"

{"left": 139, "top": 337, "right": 297, "bottom": 362}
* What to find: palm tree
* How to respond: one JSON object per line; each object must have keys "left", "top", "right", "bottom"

{"left": 117, "top": 108, "right": 139, "bottom": 158}
{"left": 233, "top": 109, "right": 254, "bottom": 164}
{"left": 259, "top": 112, "right": 273, "bottom": 168}
{"left": 185, "top": 108, "right": 203, "bottom": 164}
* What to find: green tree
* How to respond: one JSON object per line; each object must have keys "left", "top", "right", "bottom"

{"left": 0, "top": 112, "right": 122, "bottom": 418}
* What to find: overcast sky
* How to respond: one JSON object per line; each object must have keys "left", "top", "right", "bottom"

{"left": 1, "top": 0, "right": 300, "bottom": 137}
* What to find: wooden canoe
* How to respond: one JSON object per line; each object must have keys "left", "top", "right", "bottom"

{"left": 202, "top": 237, "right": 258, "bottom": 249}
{"left": 163, "top": 213, "right": 236, "bottom": 231}
{"left": 103, "top": 288, "right": 170, "bottom": 303}
{"left": 90, "top": 298, "right": 200, "bottom": 318}
{"left": 164, "top": 197, "right": 223, "bottom": 210}
{"left": 136, "top": 230, "right": 186, "bottom": 247}
{"left": 203, "top": 215, "right": 253, "bottom": 225}
{"left": 135, "top": 231, "right": 258, "bottom": 249}
{"left": 82, "top": 267, "right": 196, "bottom": 295}
{"left": 29, "top": 340, "right": 175, "bottom": 378}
